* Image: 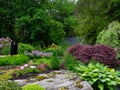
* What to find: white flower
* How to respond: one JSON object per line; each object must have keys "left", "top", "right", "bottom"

{"left": 30, "top": 66, "right": 36, "bottom": 69}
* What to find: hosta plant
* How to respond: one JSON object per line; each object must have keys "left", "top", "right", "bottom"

{"left": 74, "top": 62, "right": 120, "bottom": 90}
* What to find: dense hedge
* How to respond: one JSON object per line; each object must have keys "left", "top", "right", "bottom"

{"left": 68, "top": 44, "right": 119, "bottom": 68}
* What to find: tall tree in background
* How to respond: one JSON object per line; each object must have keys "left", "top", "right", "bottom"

{"left": 49, "top": 0, "right": 78, "bottom": 36}
{"left": 108, "top": 0, "right": 120, "bottom": 21}
{"left": 0, "top": 0, "right": 77, "bottom": 46}
{"left": 75, "top": 0, "right": 110, "bottom": 44}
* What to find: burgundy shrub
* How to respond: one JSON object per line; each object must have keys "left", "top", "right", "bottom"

{"left": 67, "top": 44, "right": 119, "bottom": 68}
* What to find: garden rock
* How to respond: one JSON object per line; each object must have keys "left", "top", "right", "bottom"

{"left": 14, "top": 70, "right": 93, "bottom": 90}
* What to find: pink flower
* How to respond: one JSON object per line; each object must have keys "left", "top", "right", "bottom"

{"left": 20, "top": 66, "right": 24, "bottom": 70}
{"left": 24, "top": 64, "right": 28, "bottom": 67}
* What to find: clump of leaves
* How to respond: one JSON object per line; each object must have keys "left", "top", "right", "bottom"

{"left": 0, "top": 69, "right": 17, "bottom": 80}
{"left": 68, "top": 44, "right": 119, "bottom": 68}
{"left": 22, "top": 84, "right": 45, "bottom": 90}
{"left": 36, "top": 75, "right": 48, "bottom": 81}
{"left": 18, "top": 43, "right": 35, "bottom": 54}
{"left": 0, "top": 54, "right": 29, "bottom": 66}
{"left": 74, "top": 62, "right": 120, "bottom": 90}
{"left": 37, "top": 64, "right": 50, "bottom": 72}
{"left": 0, "top": 80, "right": 22, "bottom": 90}
{"left": 75, "top": 80, "right": 83, "bottom": 88}
{"left": 13, "top": 67, "right": 39, "bottom": 79}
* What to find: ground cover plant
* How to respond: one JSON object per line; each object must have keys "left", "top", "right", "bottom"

{"left": 0, "top": 55, "right": 29, "bottom": 66}
{"left": 67, "top": 44, "right": 120, "bottom": 68}
{"left": 22, "top": 84, "right": 45, "bottom": 90}
{"left": 0, "top": 80, "right": 22, "bottom": 90}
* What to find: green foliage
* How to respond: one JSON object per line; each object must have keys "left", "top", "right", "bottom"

{"left": 0, "top": 69, "right": 16, "bottom": 80}
{"left": 18, "top": 43, "right": 35, "bottom": 54}
{"left": 32, "top": 58, "right": 50, "bottom": 65}
{"left": 74, "top": 62, "right": 120, "bottom": 90}
{"left": 0, "top": 55, "right": 29, "bottom": 66}
{"left": 1, "top": 45, "right": 10, "bottom": 55}
{"left": 0, "top": 80, "right": 22, "bottom": 90}
{"left": 107, "top": 0, "right": 120, "bottom": 20}
{"left": 16, "top": 67, "right": 39, "bottom": 77}
{"left": 0, "top": 0, "right": 76, "bottom": 46}
{"left": 50, "top": 54, "right": 60, "bottom": 70}
{"left": 64, "top": 16, "right": 78, "bottom": 36}
{"left": 64, "top": 53, "right": 77, "bottom": 70}
{"left": 22, "top": 84, "right": 45, "bottom": 90}
{"left": 48, "top": 20, "right": 65, "bottom": 44}
{"left": 0, "top": 37, "right": 12, "bottom": 55}
{"left": 96, "top": 21, "right": 120, "bottom": 54}
{"left": 75, "top": 0, "right": 110, "bottom": 44}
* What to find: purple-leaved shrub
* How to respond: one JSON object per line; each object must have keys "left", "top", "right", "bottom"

{"left": 68, "top": 44, "right": 119, "bottom": 68}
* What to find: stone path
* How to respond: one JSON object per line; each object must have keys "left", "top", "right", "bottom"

{"left": 14, "top": 70, "right": 93, "bottom": 90}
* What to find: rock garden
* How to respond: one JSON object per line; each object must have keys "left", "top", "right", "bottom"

{"left": 0, "top": 37, "right": 120, "bottom": 90}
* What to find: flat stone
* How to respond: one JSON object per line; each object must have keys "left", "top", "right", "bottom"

{"left": 15, "top": 70, "right": 93, "bottom": 90}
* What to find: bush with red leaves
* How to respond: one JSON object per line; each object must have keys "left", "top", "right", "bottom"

{"left": 67, "top": 44, "right": 119, "bottom": 68}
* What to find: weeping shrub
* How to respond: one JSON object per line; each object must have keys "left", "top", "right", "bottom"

{"left": 68, "top": 44, "right": 119, "bottom": 68}
{"left": 96, "top": 21, "right": 120, "bottom": 59}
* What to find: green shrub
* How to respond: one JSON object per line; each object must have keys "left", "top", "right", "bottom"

{"left": 64, "top": 53, "right": 77, "bottom": 70}
{"left": 0, "top": 54, "right": 29, "bottom": 66}
{"left": 1, "top": 45, "right": 10, "bottom": 55}
{"left": 0, "top": 80, "right": 22, "bottom": 90}
{"left": 96, "top": 21, "right": 120, "bottom": 57}
{"left": 22, "top": 84, "right": 45, "bottom": 90}
{"left": 18, "top": 43, "right": 35, "bottom": 54}
{"left": 74, "top": 62, "right": 120, "bottom": 90}
{"left": 50, "top": 54, "right": 60, "bottom": 70}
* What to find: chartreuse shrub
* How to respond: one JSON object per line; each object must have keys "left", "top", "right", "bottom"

{"left": 22, "top": 84, "right": 45, "bottom": 90}
{"left": 96, "top": 21, "right": 120, "bottom": 59}
{"left": 68, "top": 44, "right": 119, "bottom": 68}
{"left": 74, "top": 62, "right": 120, "bottom": 90}
{"left": 18, "top": 43, "right": 35, "bottom": 54}
{"left": 0, "top": 80, "right": 22, "bottom": 90}
{"left": 0, "top": 54, "right": 29, "bottom": 66}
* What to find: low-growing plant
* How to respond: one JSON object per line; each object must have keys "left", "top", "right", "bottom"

{"left": 0, "top": 54, "right": 29, "bottom": 66}
{"left": 68, "top": 44, "right": 119, "bottom": 68}
{"left": 15, "top": 67, "right": 39, "bottom": 77}
{"left": 0, "top": 80, "right": 22, "bottom": 90}
{"left": 22, "top": 84, "right": 45, "bottom": 90}
{"left": 0, "top": 69, "right": 17, "bottom": 80}
{"left": 18, "top": 43, "right": 35, "bottom": 54}
{"left": 37, "top": 64, "right": 50, "bottom": 72}
{"left": 74, "top": 62, "right": 120, "bottom": 90}
{"left": 32, "top": 58, "right": 50, "bottom": 65}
